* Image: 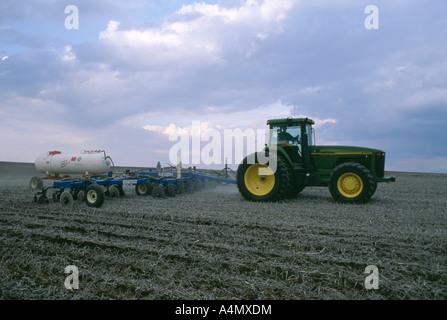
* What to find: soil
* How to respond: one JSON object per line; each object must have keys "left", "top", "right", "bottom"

{"left": 0, "top": 162, "right": 446, "bottom": 300}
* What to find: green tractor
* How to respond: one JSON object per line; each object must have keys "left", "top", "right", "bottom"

{"left": 237, "top": 117, "right": 395, "bottom": 203}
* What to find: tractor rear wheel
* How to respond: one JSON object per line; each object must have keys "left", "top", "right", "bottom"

{"left": 329, "top": 162, "right": 376, "bottom": 203}
{"left": 285, "top": 164, "right": 305, "bottom": 198}
{"left": 237, "top": 153, "right": 291, "bottom": 202}
{"left": 288, "top": 184, "right": 305, "bottom": 198}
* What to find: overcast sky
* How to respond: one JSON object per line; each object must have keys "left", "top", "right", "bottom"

{"left": 1, "top": 0, "right": 446, "bottom": 173}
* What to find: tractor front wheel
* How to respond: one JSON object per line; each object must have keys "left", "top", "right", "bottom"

{"left": 329, "top": 162, "right": 376, "bottom": 203}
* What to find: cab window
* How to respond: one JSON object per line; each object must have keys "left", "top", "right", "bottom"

{"left": 270, "top": 125, "right": 300, "bottom": 145}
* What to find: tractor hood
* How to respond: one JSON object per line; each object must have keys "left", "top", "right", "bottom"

{"left": 311, "top": 145, "right": 385, "bottom": 155}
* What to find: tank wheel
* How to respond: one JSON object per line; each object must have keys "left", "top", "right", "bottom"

{"left": 52, "top": 192, "right": 60, "bottom": 203}
{"left": 176, "top": 183, "right": 185, "bottom": 195}
{"left": 237, "top": 153, "right": 290, "bottom": 202}
{"left": 60, "top": 191, "right": 74, "bottom": 207}
{"left": 136, "top": 182, "right": 153, "bottom": 196}
{"left": 77, "top": 190, "right": 85, "bottom": 202}
{"left": 108, "top": 186, "right": 120, "bottom": 198}
{"left": 329, "top": 162, "right": 376, "bottom": 203}
{"left": 116, "top": 185, "right": 125, "bottom": 197}
{"left": 166, "top": 184, "right": 177, "bottom": 197}
{"left": 85, "top": 184, "right": 105, "bottom": 208}
{"left": 38, "top": 195, "right": 50, "bottom": 204}
{"left": 30, "top": 177, "right": 43, "bottom": 190}
{"left": 152, "top": 185, "right": 166, "bottom": 198}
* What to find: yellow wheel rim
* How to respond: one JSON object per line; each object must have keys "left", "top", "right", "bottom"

{"left": 337, "top": 173, "right": 363, "bottom": 198}
{"left": 244, "top": 163, "right": 275, "bottom": 196}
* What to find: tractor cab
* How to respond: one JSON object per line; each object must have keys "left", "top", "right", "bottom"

{"left": 267, "top": 118, "right": 314, "bottom": 167}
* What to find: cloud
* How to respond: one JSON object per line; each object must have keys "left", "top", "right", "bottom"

{"left": 61, "top": 0, "right": 301, "bottom": 127}
{"left": 0, "top": 0, "right": 446, "bottom": 173}
{"left": 0, "top": 0, "right": 123, "bottom": 26}
{"left": 89, "top": 0, "right": 296, "bottom": 69}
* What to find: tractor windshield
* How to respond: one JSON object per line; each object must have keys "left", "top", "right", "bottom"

{"left": 270, "top": 125, "right": 301, "bottom": 146}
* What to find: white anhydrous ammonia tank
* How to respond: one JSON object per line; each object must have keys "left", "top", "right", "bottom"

{"left": 35, "top": 150, "right": 112, "bottom": 175}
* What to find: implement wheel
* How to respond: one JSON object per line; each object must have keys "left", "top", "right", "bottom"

{"left": 108, "top": 186, "right": 120, "bottom": 198}
{"left": 329, "top": 162, "right": 376, "bottom": 203}
{"left": 30, "top": 177, "right": 43, "bottom": 190}
{"left": 152, "top": 185, "right": 166, "bottom": 198}
{"left": 237, "top": 153, "right": 291, "bottom": 202}
{"left": 136, "top": 182, "right": 153, "bottom": 196}
{"left": 77, "top": 190, "right": 85, "bottom": 202}
{"left": 60, "top": 191, "right": 74, "bottom": 207}
{"left": 176, "top": 183, "right": 185, "bottom": 195}
{"left": 166, "top": 184, "right": 177, "bottom": 197}
{"left": 85, "top": 184, "right": 105, "bottom": 208}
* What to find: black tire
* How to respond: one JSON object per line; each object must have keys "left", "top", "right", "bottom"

{"left": 35, "top": 195, "right": 49, "bottom": 204}
{"left": 30, "top": 177, "right": 43, "bottom": 190}
{"left": 237, "top": 152, "right": 291, "bottom": 202}
{"left": 152, "top": 185, "right": 166, "bottom": 198}
{"left": 176, "top": 183, "right": 185, "bottom": 195}
{"left": 77, "top": 190, "right": 85, "bottom": 202}
{"left": 166, "top": 184, "right": 177, "bottom": 197}
{"left": 52, "top": 192, "right": 60, "bottom": 203}
{"left": 288, "top": 184, "right": 306, "bottom": 198}
{"left": 283, "top": 162, "right": 305, "bottom": 198}
{"left": 135, "top": 182, "right": 153, "bottom": 196}
{"left": 329, "top": 162, "right": 376, "bottom": 203}
{"left": 116, "top": 184, "right": 125, "bottom": 197}
{"left": 60, "top": 191, "right": 74, "bottom": 207}
{"left": 108, "top": 186, "right": 120, "bottom": 198}
{"left": 85, "top": 184, "right": 105, "bottom": 208}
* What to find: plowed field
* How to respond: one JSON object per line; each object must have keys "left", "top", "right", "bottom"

{"left": 0, "top": 162, "right": 446, "bottom": 300}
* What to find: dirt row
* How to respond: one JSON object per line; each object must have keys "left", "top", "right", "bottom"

{"left": 0, "top": 167, "right": 446, "bottom": 299}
